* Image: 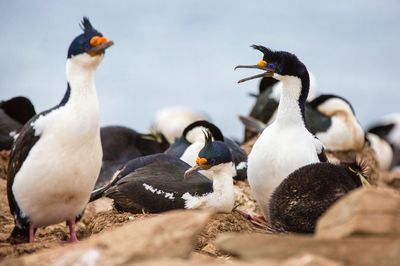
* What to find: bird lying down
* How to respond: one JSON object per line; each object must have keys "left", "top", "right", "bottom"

{"left": 90, "top": 130, "right": 236, "bottom": 214}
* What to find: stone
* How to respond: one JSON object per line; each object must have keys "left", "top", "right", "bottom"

{"left": 316, "top": 187, "right": 400, "bottom": 239}
{"left": 281, "top": 254, "right": 343, "bottom": 266}
{"left": 215, "top": 233, "right": 400, "bottom": 266}
{"left": 2, "top": 210, "right": 212, "bottom": 266}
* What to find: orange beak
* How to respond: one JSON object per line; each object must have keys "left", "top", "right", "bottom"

{"left": 87, "top": 35, "right": 113, "bottom": 56}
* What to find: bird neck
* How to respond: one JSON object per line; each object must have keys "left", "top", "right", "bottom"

{"left": 210, "top": 162, "right": 234, "bottom": 193}
{"left": 275, "top": 72, "right": 309, "bottom": 126}
{"left": 60, "top": 55, "right": 101, "bottom": 113}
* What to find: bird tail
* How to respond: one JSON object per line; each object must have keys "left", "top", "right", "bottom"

{"left": 90, "top": 166, "right": 124, "bottom": 202}
{"left": 8, "top": 226, "right": 29, "bottom": 244}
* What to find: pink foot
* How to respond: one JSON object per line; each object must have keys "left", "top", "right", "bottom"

{"left": 29, "top": 223, "right": 35, "bottom": 243}
{"left": 236, "top": 210, "right": 268, "bottom": 229}
{"left": 65, "top": 218, "right": 79, "bottom": 243}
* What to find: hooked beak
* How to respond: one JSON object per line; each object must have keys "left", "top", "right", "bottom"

{"left": 184, "top": 164, "right": 211, "bottom": 179}
{"left": 86, "top": 36, "right": 114, "bottom": 56}
{"left": 235, "top": 60, "right": 275, "bottom": 83}
{"left": 87, "top": 41, "right": 114, "bottom": 56}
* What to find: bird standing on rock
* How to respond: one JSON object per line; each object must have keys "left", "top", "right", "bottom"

{"left": 7, "top": 17, "right": 113, "bottom": 243}
{"left": 236, "top": 45, "right": 327, "bottom": 217}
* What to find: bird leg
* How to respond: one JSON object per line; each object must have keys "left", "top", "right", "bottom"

{"left": 66, "top": 218, "right": 79, "bottom": 243}
{"left": 235, "top": 209, "right": 268, "bottom": 229}
{"left": 29, "top": 223, "right": 35, "bottom": 243}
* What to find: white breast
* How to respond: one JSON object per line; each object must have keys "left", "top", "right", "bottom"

{"left": 12, "top": 103, "right": 102, "bottom": 227}
{"left": 247, "top": 123, "right": 320, "bottom": 215}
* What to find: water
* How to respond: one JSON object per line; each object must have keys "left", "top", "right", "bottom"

{"left": 1, "top": 0, "right": 399, "bottom": 139}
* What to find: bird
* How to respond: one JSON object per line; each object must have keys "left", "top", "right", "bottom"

{"left": 307, "top": 94, "right": 365, "bottom": 151}
{"left": 164, "top": 120, "right": 248, "bottom": 180}
{"left": 0, "top": 96, "right": 36, "bottom": 150}
{"left": 151, "top": 106, "right": 210, "bottom": 144}
{"left": 367, "top": 113, "right": 400, "bottom": 167}
{"left": 244, "top": 73, "right": 318, "bottom": 142}
{"left": 95, "top": 125, "right": 169, "bottom": 189}
{"left": 90, "top": 130, "right": 235, "bottom": 213}
{"left": 241, "top": 94, "right": 365, "bottom": 152}
{"left": 268, "top": 161, "right": 369, "bottom": 234}
{"left": 7, "top": 17, "right": 113, "bottom": 243}
{"left": 366, "top": 132, "right": 393, "bottom": 170}
{"left": 235, "top": 45, "right": 327, "bottom": 217}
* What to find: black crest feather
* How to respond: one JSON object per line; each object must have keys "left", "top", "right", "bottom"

{"left": 202, "top": 129, "right": 213, "bottom": 151}
{"left": 251, "top": 45, "right": 274, "bottom": 57}
{"left": 80, "top": 17, "right": 94, "bottom": 33}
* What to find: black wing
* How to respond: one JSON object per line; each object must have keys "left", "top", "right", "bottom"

{"left": 103, "top": 154, "right": 212, "bottom": 213}
{"left": 163, "top": 137, "right": 191, "bottom": 158}
{"left": 7, "top": 114, "right": 41, "bottom": 226}
{"left": 95, "top": 126, "right": 169, "bottom": 189}
{"left": 224, "top": 137, "right": 248, "bottom": 181}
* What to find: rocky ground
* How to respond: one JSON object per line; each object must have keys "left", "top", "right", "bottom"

{"left": 1, "top": 148, "right": 400, "bottom": 265}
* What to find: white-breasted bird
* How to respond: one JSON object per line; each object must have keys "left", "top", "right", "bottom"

{"left": 7, "top": 17, "right": 113, "bottom": 243}
{"left": 235, "top": 45, "right": 327, "bottom": 217}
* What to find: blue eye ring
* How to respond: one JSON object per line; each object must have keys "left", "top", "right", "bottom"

{"left": 267, "top": 63, "right": 276, "bottom": 69}
{"left": 84, "top": 43, "right": 92, "bottom": 50}
{"left": 209, "top": 158, "right": 216, "bottom": 165}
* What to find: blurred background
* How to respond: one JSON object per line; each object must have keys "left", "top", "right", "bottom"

{"left": 0, "top": 0, "right": 399, "bottom": 139}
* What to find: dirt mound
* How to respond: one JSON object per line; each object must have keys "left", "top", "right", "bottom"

{"left": 0, "top": 150, "right": 9, "bottom": 180}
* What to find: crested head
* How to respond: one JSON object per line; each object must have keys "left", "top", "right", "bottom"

{"left": 67, "top": 17, "right": 113, "bottom": 69}
{"left": 251, "top": 45, "right": 308, "bottom": 80}
{"left": 196, "top": 130, "right": 232, "bottom": 167}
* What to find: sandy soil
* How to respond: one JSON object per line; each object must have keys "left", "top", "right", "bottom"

{"left": 0, "top": 152, "right": 263, "bottom": 261}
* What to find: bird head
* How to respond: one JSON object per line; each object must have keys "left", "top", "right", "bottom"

{"left": 67, "top": 17, "right": 113, "bottom": 68}
{"left": 235, "top": 45, "right": 306, "bottom": 83}
{"left": 184, "top": 130, "right": 232, "bottom": 178}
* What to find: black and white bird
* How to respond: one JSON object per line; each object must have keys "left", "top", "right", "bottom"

{"left": 0, "top": 96, "right": 36, "bottom": 150}
{"left": 235, "top": 45, "right": 327, "bottom": 216}
{"left": 7, "top": 18, "right": 113, "bottom": 243}
{"left": 241, "top": 94, "right": 365, "bottom": 152}
{"left": 269, "top": 161, "right": 369, "bottom": 234}
{"left": 164, "top": 120, "right": 248, "bottom": 180}
{"left": 90, "top": 131, "right": 235, "bottom": 213}
{"left": 244, "top": 73, "right": 317, "bottom": 142}
{"left": 96, "top": 125, "right": 169, "bottom": 189}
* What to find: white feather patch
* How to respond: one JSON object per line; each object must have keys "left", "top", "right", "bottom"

{"left": 142, "top": 183, "right": 175, "bottom": 200}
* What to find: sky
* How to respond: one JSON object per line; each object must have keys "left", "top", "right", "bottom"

{"left": 0, "top": 1, "right": 399, "bottom": 139}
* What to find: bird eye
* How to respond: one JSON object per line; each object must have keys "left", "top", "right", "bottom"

{"left": 84, "top": 44, "right": 91, "bottom": 50}
{"left": 267, "top": 63, "right": 276, "bottom": 69}
{"left": 209, "top": 159, "right": 216, "bottom": 165}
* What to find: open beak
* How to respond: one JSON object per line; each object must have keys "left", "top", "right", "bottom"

{"left": 184, "top": 164, "right": 211, "bottom": 179}
{"left": 235, "top": 60, "right": 275, "bottom": 83}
